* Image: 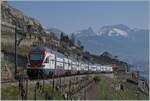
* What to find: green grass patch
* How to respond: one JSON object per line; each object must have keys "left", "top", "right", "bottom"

{"left": 96, "top": 76, "right": 149, "bottom": 100}
{"left": 96, "top": 76, "right": 112, "bottom": 100}
{"left": 1, "top": 85, "right": 20, "bottom": 100}
{"left": 1, "top": 83, "right": 64, "bottom": 100}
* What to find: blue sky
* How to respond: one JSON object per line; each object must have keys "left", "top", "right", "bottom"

{"left": 9, "top": 1, "right": 148, "bottom": 34}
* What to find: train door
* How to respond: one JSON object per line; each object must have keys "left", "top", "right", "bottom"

{"left": 49, "top": 54, "right": 55, "bottom": 70}
{"left": 44, "top": 56, "right": 49, "bottom": 69}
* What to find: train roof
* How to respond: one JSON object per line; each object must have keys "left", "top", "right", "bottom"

{"left": 31, "top": 46, "right": 65, "bottom": 58}
{"left": 48, "top": 48, "right": 66, "bottom": 59}
{"left": 30, "top": 46, "right": 46, "bottom": 52}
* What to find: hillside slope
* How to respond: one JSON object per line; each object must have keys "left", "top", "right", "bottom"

{"left": 1, "top": 1, "right": 129, "bottom": 79}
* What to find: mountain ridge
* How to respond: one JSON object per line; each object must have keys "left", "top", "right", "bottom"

{"left": 68, "top": 24, "right": 149, "bottom": 70}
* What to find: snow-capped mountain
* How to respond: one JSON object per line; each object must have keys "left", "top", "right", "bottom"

{"left": 97, "top": 24, "right": 132, "bottom": 37}
{"left": 72, "top": 24, "right": 140, "bottom": 39}
{"left": 71, "top": 24, "right": 149, "bottom": 70}
{"left": 98, "top": 27, "right": 128, "bottom": 37}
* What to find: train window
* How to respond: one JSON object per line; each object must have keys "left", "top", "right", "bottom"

{"left": 45, "top": 57, "right": 49, "bottom": 63}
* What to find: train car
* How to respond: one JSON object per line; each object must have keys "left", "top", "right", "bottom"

{"left": 71, "top": 61, "right": 78, "bottom": 75}
{"left": 55, "top": 55, "right": 65, "bottom": 76}
{"left": 27, "top": 47, "right": 66, "bottom": 79}
{"left": 105, "top": 65, "right": 113, "bottom": 73}
{"left": 96, "top": 64, "right": 101, "bottom": 73}
{"left": 85, "top": 64, "right": 88, "bottom": 71}
{"left": 100, "top": 65, "right": 106, "bottom": 73}
{"left": 27, "top": 47, "right": 52, "bottom": 79}
{"left": 78, "top": 62, "right": 81, "bottom": 71}
{"left": 68, "top": 59, "right": 72, "bottom": 75}
{"left": 64, "top": 57, "right": 69, "bottom": 75}
{"left": 91, "top": 65, "right": 97, "bottom": 73}
{"left": 89, "top": 64, "right": 93, "bottom": 74}
{"left": 100, "top": 65, "right": 113, "bottom": 73}
{"left": 76, "top": 61, "right": 80, "bottom": 75}
{"left": 84, "top": 63, "right": 89, "bottom": 74}
{"left": 80, "top": 62, "right": 85, "bottom": 74}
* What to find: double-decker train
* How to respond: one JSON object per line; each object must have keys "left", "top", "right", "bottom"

{"left": 27, "top": 47, "right": 113, "bottom": 79}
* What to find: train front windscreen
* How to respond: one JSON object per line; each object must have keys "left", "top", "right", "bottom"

{"left": 30, "top": 52, "right": 43, "bottom": 60}
{"left": 29, "top": 52, "right": 44, "bottom": 66}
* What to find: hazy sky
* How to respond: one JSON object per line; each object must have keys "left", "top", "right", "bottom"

{"left": 9, "top": 1, "right": 148, "bottom": 34}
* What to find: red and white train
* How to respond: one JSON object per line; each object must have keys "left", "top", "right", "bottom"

{"left": 27, "top": 47, "right": 113, "bottom": 79}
